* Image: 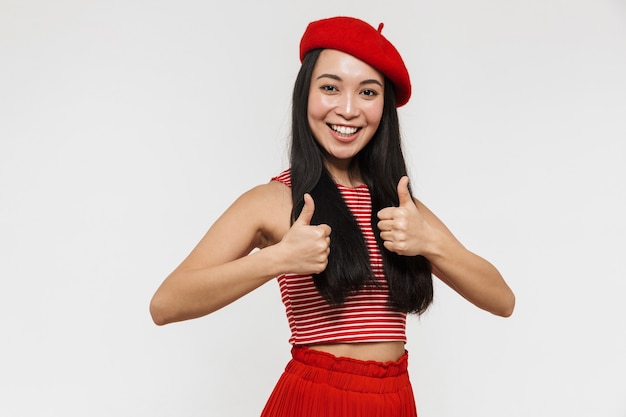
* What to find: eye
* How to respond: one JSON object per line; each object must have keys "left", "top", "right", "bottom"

{"left": 320, "top": 85, "right": 338, "bottom": 93}
{"left": 360, "top": 89, "right": 379, "bottom": 97}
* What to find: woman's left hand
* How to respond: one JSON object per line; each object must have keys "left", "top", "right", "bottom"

{"left": 378, "top": 176, "right": 515, "bottom": 317}
{"left": 377, "top": 176, "right": 432, "bottom": 256}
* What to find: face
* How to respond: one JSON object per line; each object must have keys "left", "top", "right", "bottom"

{"left": 307, "top": 49, "right": 385, "bottom": 172}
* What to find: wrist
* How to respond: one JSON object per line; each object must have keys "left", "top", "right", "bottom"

{"left": 260, "top": 242, "right": 290, "bottom": 277}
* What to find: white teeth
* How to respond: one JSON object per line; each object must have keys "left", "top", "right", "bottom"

{"left": 330, "top": 124, "right": 358, "bottom": 136}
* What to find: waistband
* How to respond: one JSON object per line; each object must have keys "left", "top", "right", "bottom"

{"left": 290, "top": 345, "right": 409, "bottom": 378}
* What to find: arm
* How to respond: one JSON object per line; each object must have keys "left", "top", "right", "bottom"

{"left": 377, "top": 177, "right": 515, "bottom": 317}
{"left": 149, "top": 182, "right": 331, "bottom": 325}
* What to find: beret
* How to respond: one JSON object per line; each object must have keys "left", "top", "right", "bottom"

{"left": 300, "top": 16, "right": 411, "bottom": 107}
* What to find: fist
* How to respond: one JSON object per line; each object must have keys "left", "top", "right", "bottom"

{"left": 376, "top": 176, "right": 424, "bottom": 256}
{"left": 280, "top": 193, "right": 331, "bottom": 274}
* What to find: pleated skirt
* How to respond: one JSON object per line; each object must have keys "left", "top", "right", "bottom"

{"left": 260, "top": 346, "right": 418, "bottom": 417}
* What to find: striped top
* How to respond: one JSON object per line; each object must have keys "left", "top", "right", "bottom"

{"left": 272, "top": 169, "right": 407, "bottom": 345}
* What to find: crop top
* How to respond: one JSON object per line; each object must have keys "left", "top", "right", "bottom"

{"left": 271, "top": 169, "right": 407, "bottom": 345}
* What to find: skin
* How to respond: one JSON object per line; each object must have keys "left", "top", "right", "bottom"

{"left": 149, "top": 49, "right": 515, "bottom": 363}
{"left": 307, "top": 49, "right": 384, "bottom": 184}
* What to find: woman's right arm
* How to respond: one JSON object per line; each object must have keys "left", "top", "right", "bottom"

{"left": 149, "top": 182, "right": 330, "bottom": 325}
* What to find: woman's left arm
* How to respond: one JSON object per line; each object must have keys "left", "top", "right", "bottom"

{"left": 377, "top": 177, "right": 515, "bottom": 317}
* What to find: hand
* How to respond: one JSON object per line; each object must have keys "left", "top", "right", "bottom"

{"left": 278, "top": 193, "right": 331, "bottom": 274}
{"left": 377, "top": 176, "right": 428, "bottom": 256}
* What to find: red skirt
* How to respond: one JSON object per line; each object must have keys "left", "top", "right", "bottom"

{"left": 260, "top": 346, "right": 418, "bottom": 417}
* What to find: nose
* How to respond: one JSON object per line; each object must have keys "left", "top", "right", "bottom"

{"left": 335, "top": 93, "right": 360, "bottom": 119}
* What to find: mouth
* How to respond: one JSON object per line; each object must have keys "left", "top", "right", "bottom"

{"left": 328, "top": 124, "right": 361, "bottom": 137}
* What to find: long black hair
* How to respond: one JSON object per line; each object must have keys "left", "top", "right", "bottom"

{"left": 289, "top": 49, "right": 433, "bottom": 314}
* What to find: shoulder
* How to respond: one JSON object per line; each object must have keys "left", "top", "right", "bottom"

{"left": 270, "top": 168, "right": 292, "bottom": 188}
{"left": 231, "top": 178, "right": 291, "bottom": 246}
{"left": 230, "top": 179, "right": 290, "bottom": 217}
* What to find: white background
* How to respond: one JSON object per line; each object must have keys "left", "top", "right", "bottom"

{"left": 1, "top": 1, "right": 625, "bottom": 416}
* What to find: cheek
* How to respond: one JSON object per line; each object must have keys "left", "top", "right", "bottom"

{"left": 307, "top": 93, "right": 329, "bottom": 123}
{"left": 365, "top": 103, "right": 384, "bottom": 127}
{"left": 307, "top": 99, "right": 324, "bottom": 137}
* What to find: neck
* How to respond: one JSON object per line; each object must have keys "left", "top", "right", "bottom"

{"left": 324, "top": 159, "right": 362, "bottom": 188}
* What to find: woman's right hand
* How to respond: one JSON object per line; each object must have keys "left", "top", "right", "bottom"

{"left": 275, "top": 193, "right": 331, "bottom": 275}
{"left": 150, "top": 184, "right": 330, "bottom": 325}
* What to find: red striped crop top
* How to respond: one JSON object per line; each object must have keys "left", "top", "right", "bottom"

{"left": 271, "top": 169, "right": 407, "bottom": 346}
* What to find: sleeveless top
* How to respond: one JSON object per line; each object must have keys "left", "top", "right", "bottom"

{"left": 271, "top": 169, "right": 407, "bottom": 345}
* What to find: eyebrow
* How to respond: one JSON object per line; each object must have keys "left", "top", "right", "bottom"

{"left": 315, "top": 73, "right": 384, "bottom": 88}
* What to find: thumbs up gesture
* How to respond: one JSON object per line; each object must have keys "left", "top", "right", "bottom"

{"left": 278, "top": 194, "right": 331, "bottom": 275}
{"left": 377, "top": 176, "right": 427, "bottom": 256}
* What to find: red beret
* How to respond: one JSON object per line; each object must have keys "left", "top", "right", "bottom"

{"left": 300, "top": 16, "right": 412, "bottom": 107}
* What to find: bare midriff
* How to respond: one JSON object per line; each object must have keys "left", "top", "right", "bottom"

{"left": 307, "top": 341, "right": 406, "bottom": 362}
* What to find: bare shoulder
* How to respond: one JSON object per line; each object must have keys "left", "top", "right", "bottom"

{"left": 241, "top": 179, "right": 292, "bottom": 209}
{"left": 230, "top": 179, "right": 292, "bottom": 247}
{"left": 175, "top": 180, "right": 292, "bottom": 271}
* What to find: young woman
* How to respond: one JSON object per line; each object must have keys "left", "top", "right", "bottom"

{"left": 150, "top": 16, "right": 515, "bottom": 417}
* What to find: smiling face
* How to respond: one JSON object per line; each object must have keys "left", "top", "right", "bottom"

{"left": 307, "top": 49, "right": 385, "bottom": 178}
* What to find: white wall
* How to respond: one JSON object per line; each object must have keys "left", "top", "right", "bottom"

{"left": 1, "top": 1, "right": 625, "bottom": 416}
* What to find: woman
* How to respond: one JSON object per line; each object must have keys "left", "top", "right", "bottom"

{"left": 150, "top": 16, "right": 515, "bottom": 416}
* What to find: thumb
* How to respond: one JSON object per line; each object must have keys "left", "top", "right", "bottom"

{"left": 397, "top": 176, "right": 414, "bottom": 207}
{"left": 295, "top": 193, "right": 315, "bottom": 225}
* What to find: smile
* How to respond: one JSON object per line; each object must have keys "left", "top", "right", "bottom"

{"left": 329, "top": 124, "right": 360, "bottom": 137}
